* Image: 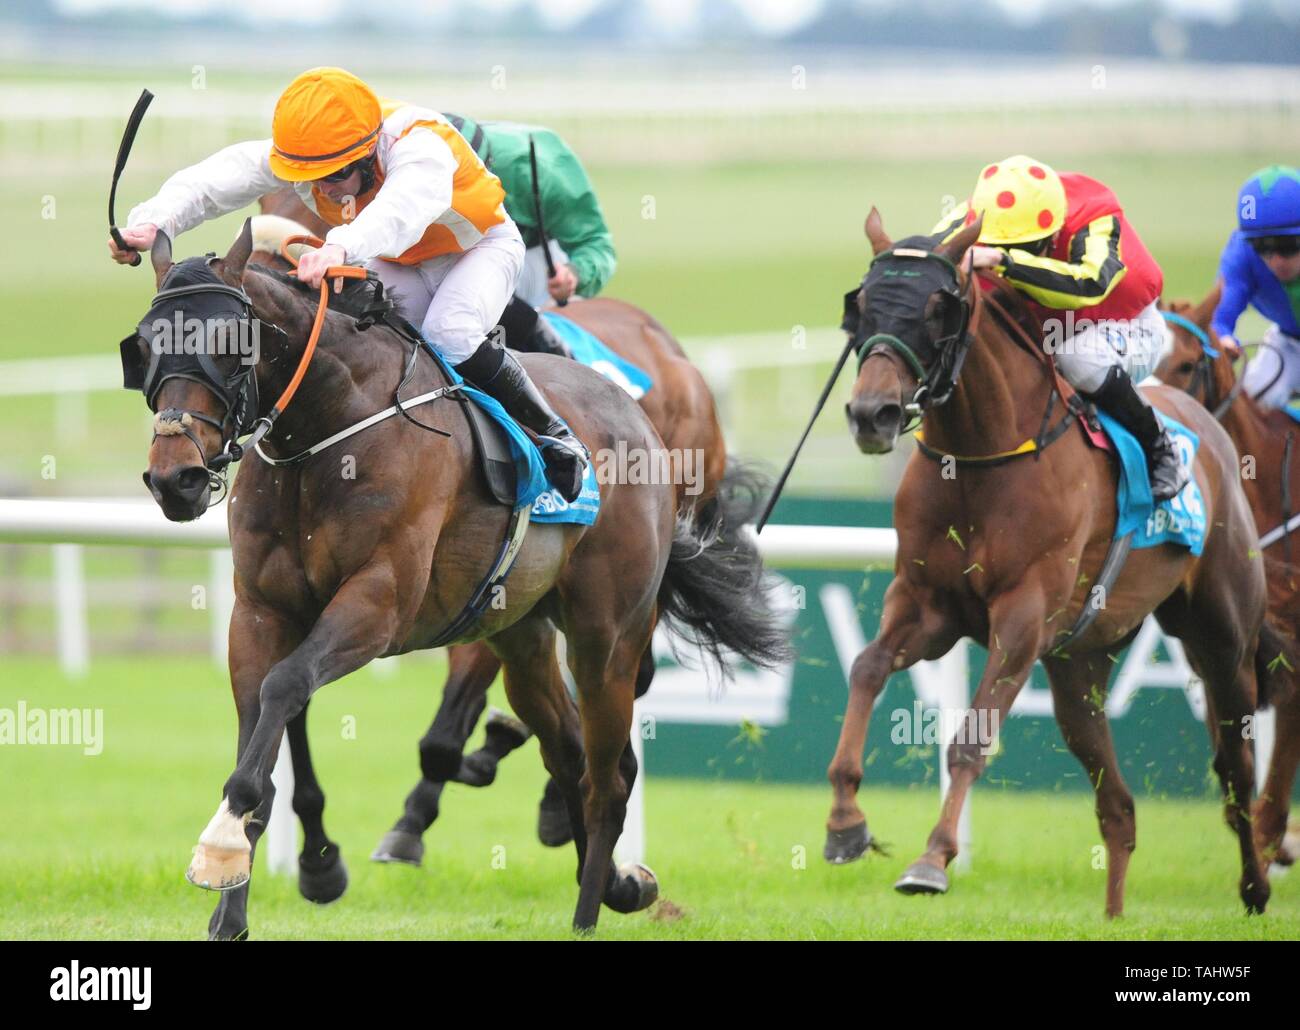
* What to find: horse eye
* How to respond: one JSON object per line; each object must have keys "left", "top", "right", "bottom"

{"left": 1177, "top": 361, "right": 1196, "bottom": 375}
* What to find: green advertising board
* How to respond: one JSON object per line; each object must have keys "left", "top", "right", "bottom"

{"left": 640, "top": 496, "right": 1290, "bottom": 800}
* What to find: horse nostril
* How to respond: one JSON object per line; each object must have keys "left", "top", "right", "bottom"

{"left": 872, "top": 403, "right": 902, "bottom": 435}
{"left": 176, "top": 467, "right": 211, "bottom": 496}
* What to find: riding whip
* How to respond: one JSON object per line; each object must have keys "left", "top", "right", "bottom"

{"left": 755, "top": 336, "right": 857, "bottom": 532}
{"left": 109, "top": 88, "right": 154, "bottom": 267}
{"left": 528, "top": 134, "right": 567, "bottom": 307}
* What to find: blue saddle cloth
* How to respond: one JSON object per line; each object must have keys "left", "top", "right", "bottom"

{"left": 1283, "top": 400, "right": 1300, "bottom": 425}
{"left": 425, "top": 345, "right": 599, "bottom": 525}
{"left": 541, "top": 310, "right": 654, "bottom": 399}
{"left": 1096, "top": 409, "right": 1206, "bottom": 555}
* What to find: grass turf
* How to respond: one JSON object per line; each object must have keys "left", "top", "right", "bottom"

{"left": 1, "top": 657, "right": 1295, "bottom": 940}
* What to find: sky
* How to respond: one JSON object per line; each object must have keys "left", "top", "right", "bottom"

{"left": 47, "top": 0, "right": 1266, "bottom": 33}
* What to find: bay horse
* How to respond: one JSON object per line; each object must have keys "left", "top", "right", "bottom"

{"left": 125, "top": 220, "right": 788, "bottom": 937}
{"left": 830, "top": 209, "right": 1278, "bottom": 916}
{"left": 1155, "top": 286, "right": 1300, "bottom": 867}
{"left": 245, "top": 214, "right": 735, "bottom": 869}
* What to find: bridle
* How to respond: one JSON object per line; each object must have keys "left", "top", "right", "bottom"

{"left": 1159, "top": 309, "right": 1244, "bottom": 422}
{"left": 123, "top": 258, "right": 269, "bottom": 502}
{"left": 847, "top": 246, "right": 975, "bottom": 429}
{"left": 123, "top": 242, "right": 371, "bottom": 503}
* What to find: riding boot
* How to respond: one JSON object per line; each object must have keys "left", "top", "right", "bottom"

{"left": 497, "top": 295, "right": 572, "bottom": 358}
{"left": 529, "top": 313, "right": 573, "bottom": 359}
{"left": 455, "top": 338, "right": 589, "bottom": 503}
{"left": 1085, "top": 365, "right": 1189, "bottom": 502}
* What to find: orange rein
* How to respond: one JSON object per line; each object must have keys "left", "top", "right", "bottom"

{"left": 272, "top": 233, "right": 369, "bottom": 419}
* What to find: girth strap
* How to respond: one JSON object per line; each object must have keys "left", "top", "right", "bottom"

{"left": 427, "top": 504, "right": 531, "bottom": 649}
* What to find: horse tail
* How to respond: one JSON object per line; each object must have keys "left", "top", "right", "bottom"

{"left": 656, "top": 458, "right": 793, "bottom": 673}
{"left": 1254, "top": 616, "right": 1300, "bottom": 710}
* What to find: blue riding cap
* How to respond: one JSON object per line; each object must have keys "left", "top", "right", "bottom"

{"left": 1238, "top": 165, "right": 1300, "bottom": 239}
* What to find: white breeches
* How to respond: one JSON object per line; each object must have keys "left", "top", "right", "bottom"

{"left": 514, "top": 241, "right": 570, "bottom": 309}
{"left": 1050, "top": 300, "right": 1169, "bottom": 394}
{"left": 366, "top": 220, "right": 524, "bottom": 364}
{"left": 1241, "top": 325, "right": 1300, "bottom": 411}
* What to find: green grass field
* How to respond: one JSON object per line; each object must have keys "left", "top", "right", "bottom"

{"left": 1, "top": 657, "right": 1296, "bottom": 940}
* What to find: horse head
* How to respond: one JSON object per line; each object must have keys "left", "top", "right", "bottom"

{"left": 122, "top": 219, "right": 293, "bottom": 521}
{"left": 1154, "top": 284, "right": 1226, "bottom": 408}
{"left": 844, "top": 207, "right": 982, "bottom": 453}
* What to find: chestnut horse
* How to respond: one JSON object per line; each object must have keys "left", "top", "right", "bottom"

{"left": 126, "top": 221, "right": 788, "bottom": 937}
{"left": 1155, "top": 286, "right": 1300, "bottom": 867}
{"left": 830, "top": 209, "right": 1276, "bottom": 916}
{"left": 245, "top": 214, "right": 733, "bottom": 869}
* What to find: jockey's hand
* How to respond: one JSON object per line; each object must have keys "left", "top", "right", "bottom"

{"left": 296, "top": 243, "right": 348, "bottom": 291}
{"left": 109, "top": 224, "right": 157, "bottom": 264}
{"left": 1220, "top": 334, "right": 1242, "bottom": 359}
{"left": 970, "top": 246, "right": 1006, "bottom": 272}
{"left": 548, "top": 263, "right": 579, "bottom": 303}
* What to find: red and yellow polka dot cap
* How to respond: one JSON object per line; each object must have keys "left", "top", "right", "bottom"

{"left": 967, "top": 155, "right": 1067, "bottom": 246}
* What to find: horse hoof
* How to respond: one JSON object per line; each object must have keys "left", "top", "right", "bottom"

{"left": 208, "top": 927, "right": 250, "bottom": 942}
{"left": 370, "top": 829, "right": 424, "bottom": 867}
{"left": 604, "top": 862, "right": 660, "bottom": 914}
{"left": 485, "top": 707, "right": 532, "bottom": 746}
{"left": 187, "top": 843, "right": 250, "bottom": 892}
{"left": 1241, "top": 879, "right": 1270, "bottom": 916}
{"left": 455, "top": 751, "right": 498, "bottom": 788}
{"left": 538, "top": 785, "right": 573, "bottom": 848}
{"left": 823, "top": 822, "right": 872, "bottom": 864}
{"left": 299, "top": 844, "right": 348, "bottom": 904}
{"left": 893, "top": 862, "right": 949, "bottom": 895}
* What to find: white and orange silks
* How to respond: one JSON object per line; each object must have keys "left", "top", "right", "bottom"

{"left": 128, "top": 98, "right": 523, "bottom": 362}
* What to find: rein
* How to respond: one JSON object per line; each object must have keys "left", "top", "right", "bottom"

{"left": 253, "top": 234, "right": 465, "bottom": 467}
{"left": 912, "top": 284, "right": 1086, "bottom": 467}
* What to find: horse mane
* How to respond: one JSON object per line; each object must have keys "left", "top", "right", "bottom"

{"left": 244, "top": 261, "right": 398, "bottom": 325}
{"left": 976, "top": 273, "right": 1044, "bottom": 348}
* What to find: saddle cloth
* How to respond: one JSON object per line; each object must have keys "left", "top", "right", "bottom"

{"left": 1094, "top": 409, "right": 1206, "bottom": 555}
{"left": 425, "top": 342, "right": 601, "bottom": 526}
{"left": 540, "top": 310, "right": 654, "bottom": 400}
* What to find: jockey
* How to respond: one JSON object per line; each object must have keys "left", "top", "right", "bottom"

{"left": 934, "top": 155, "right": 1185, "bottom": 500}
{"left": 1212, "top": 165, "right": 1300, "bottom": 410}
{"left": 444, "top": 114, "right": 616, "bottom": 359}
{"left": 108, "top": 67, "right": 589, "bottom": 502}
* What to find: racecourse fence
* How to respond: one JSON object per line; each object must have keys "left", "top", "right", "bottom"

{"left": 0, "top": 495, "right": 973, "bottom": 872}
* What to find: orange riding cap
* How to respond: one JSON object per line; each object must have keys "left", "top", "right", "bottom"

{"left": 270, "top": 68, "right": 383, "bottom": 182}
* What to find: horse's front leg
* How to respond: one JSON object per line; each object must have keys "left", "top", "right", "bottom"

{"left": 204, "top": 600, "right": 303, "bottom": 941}
{"left": 825, "top": 576, "right": 959, "bottom": 863}
{"left": 189, "top": 565, "right": 406, "bottom": 911}
{"left": 894, "top": 581, "right": 1048, "bottom": 895}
